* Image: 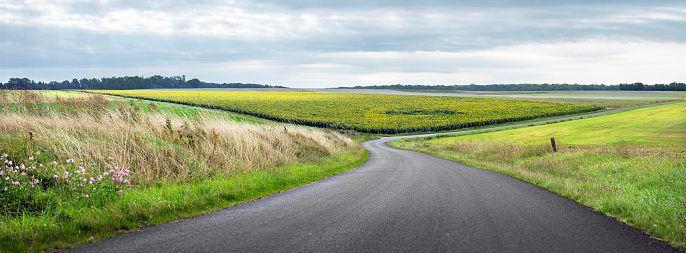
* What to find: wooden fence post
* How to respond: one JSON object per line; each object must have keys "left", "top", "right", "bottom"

{"left": 551, "top": 137, "right": 557, "bottom": 152}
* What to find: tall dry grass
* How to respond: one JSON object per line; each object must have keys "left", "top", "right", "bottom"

{"left": 0, "top": 91, "right": 354, "bottom": 185}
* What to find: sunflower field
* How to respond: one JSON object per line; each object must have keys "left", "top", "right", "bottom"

{"left": 86, "top": 90, "right": 601, "bottom": 133}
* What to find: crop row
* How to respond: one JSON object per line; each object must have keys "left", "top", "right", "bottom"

{"left": 86, "top": 90, "right": 601, "bottom": 133}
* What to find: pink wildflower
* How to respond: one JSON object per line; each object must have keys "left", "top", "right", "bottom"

{"left": 29, "top": 156, "right": 34, "bottom": 160}
{"left": 54, "top": 175, "right": 58, "bottom": 179}
{"left": 3, "top": 187, "right": 6, "bottom": 191}
{"left": 118, "top": 190, "right": 123, "bottom": 194}
{"left": 108, "top": 156, "right": 114, "bottom": 160}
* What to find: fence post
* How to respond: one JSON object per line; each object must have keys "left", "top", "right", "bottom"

{"left": 551, "top": 137, "right": 557, "bottom": 152}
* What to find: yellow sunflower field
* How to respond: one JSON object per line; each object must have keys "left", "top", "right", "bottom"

{"left": 87, "top": 90, "right": 600, "bottom": 133}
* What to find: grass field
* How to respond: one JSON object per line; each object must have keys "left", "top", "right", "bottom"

{"left": 389, "top": 101, "right": 686, "bottom": 250}
{"left": 0, "top": 91, "right": 365, "bottom": 252}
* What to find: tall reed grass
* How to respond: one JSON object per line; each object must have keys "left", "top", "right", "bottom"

{"left": 1, "top": 90, "right": 353, "bottom": 186}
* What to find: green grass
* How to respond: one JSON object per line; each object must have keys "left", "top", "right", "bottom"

{"left": 0, "top": 151, "right": 366, "bottom": 252}
{"left": 127, "top": 98, "right": 268, "bottom": 125}
{"left": 389, "top": 102, "right": 686, "bottom": 250}
{"left": 427, "top": 102, "right": 686, "bottom": 146}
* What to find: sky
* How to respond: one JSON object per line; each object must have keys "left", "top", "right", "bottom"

{"left": 1, "top": 0, "right": 685, "bottom": 88}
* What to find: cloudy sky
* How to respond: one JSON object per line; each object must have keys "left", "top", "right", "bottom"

{"left": 1, "top": 0, "right": 685, "bottom": 88}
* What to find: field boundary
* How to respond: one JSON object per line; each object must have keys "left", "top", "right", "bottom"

{"left": 379, "top": 101, "right": 679, "bottom": 142}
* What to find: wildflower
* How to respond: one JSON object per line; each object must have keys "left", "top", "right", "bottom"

{"left": 39, "top": 164, "right": 44, "bottom": 167}
{"left": 606, "top": 175, "right": 611, "bottom": 178}
{"left": 3, "top": 187, "right": 6, "bottom": 191}
{"left": 54, "top": 175, "right": 58, "bottom": 179}
{"left": 29, "top": 156, "right": 34, "bottom": 160}
{"left": 52, "top": 161, "right": 58, "bottom": 165}
{"left": 118, "top": 190, "right": 123, "bottom": 194}
{"left": 2, "top": 153, "right": 6, "bottom": 157}
{"left": 85, "top": 194, "right": 89, "bottom": 198}
{"left": 36, "top": 151, "right": 40, "bottom": 154}
{"left": 108, "top": 156, "right": 114, "bottom": 160}
{"left": 93, "top": 187, "right": 96, "bottom": 190}
{"left": 20, "top": 172, "right": 25, "bottom": 176}
{"left": 682, "top": 203, "right": 686, "bottom": 206}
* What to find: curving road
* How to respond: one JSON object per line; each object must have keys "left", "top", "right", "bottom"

{"left": 70, "top": 103, "right": 680, "bottom": 253}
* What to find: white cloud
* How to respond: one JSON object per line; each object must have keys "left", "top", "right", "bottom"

{"left": 1, "top": 1, "right": 685, "bottom": 87}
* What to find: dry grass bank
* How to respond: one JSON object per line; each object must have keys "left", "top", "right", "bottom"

{"left": 0, "top": 90, "right": 354, "bottom": 186}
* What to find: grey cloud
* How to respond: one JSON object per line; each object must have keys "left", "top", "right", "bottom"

{"left": 2, "top": 0, "right": 685, "bottom": 85}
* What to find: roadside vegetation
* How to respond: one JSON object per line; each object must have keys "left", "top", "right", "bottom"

{"left": 389, "top": 102, "right": 686, "bottom": 250}
{"left": 0, "top": 90, "right": 365, "bottom": 252}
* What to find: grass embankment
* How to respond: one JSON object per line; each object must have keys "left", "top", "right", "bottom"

{"left": 0, "top": 90, "right": 365, "bottom": 252}
{"left": 389, "top": 102, "right": 686, "bottom": 250}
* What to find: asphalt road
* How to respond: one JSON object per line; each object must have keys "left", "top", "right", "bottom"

{"left": 69, "top": 103, "right": 680, "bottom": 253}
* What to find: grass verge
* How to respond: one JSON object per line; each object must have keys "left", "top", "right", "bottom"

{"left": 389, "top": 102, "right": 686, "bottom": 250}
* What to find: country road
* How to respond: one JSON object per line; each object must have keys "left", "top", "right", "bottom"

{"left": 69, "top": 102, "right": 680, "bottom": 253}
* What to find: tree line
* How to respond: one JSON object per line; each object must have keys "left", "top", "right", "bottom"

{"left": 2, "top": 75, "right": 286, "bottom": 90}
{"left": 338, "top": 83, "right": 686, "bottom": 91}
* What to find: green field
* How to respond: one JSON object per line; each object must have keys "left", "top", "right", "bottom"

{"left": 426, "top": 102, "right": 686, "bottom": 147}
{"left": 390, "top": 102, "right": 686, "bottom": 249}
